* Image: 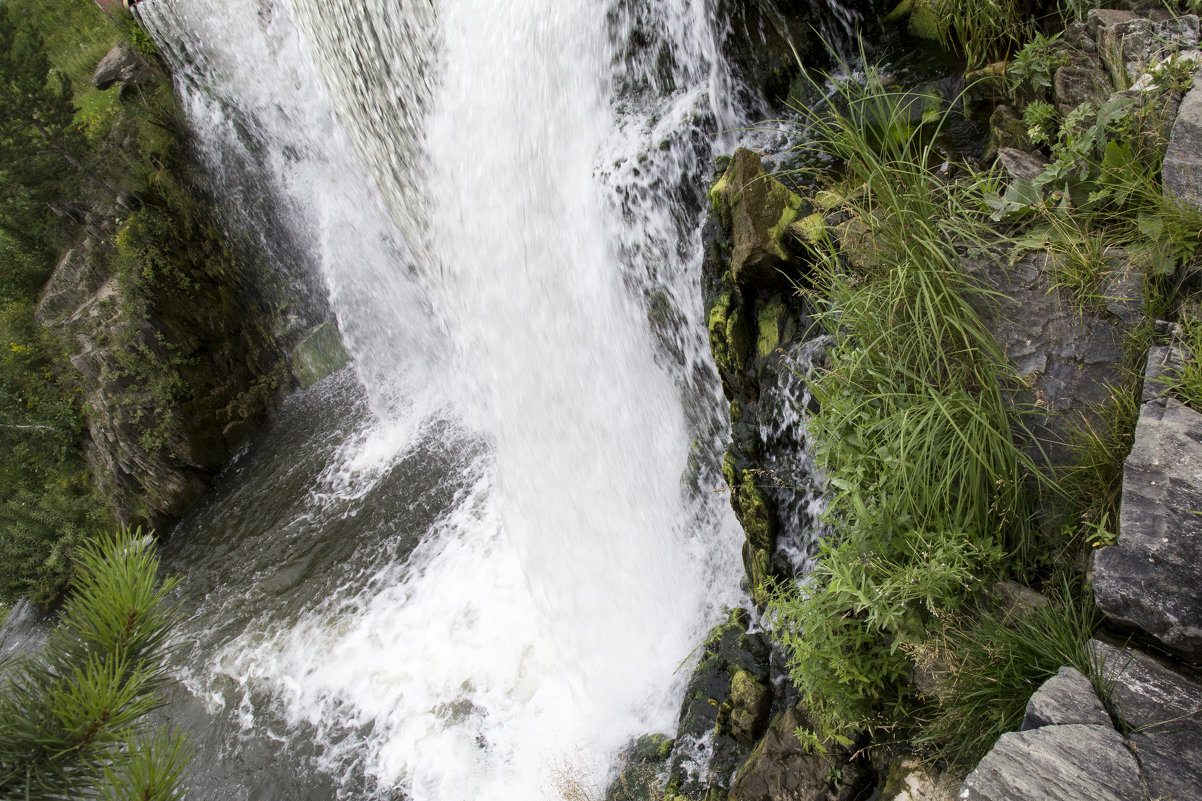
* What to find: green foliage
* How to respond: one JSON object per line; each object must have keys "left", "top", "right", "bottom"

{"left": 0, "top": 528, "right": 193, "bottom": 799}
{"left": 1022, "top": 100, "right": 1059, "bottom": 147}
{"left": 770, "top": 74, "right": 1038, "bottom": 749}
{"left": 1169, "top": 314, "right": 1202, "bottom": 410}
{"left": 0, "top": 302, "right": 113, "bottom": 604}
{"left": 1008, "top": 32, "right": 1070, "bottom": 98}
{"left": 911, "top": 579, "right": 1104, "bottom": 766}
{"left": 0, "top": 4, "right": 89, "bottom": 247}
{"left": 935, "top": 0, "right": 1030, "bottom": 68}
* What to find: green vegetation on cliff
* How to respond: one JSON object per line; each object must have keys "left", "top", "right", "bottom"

{"left": 1, "top": 0, "right": 286, "bottom": 604}
{"left": 0, "top": 0, "right": 115, "bottom": 604}
{"left": 753, "top": 0, "right": 1202, "bottom": 771}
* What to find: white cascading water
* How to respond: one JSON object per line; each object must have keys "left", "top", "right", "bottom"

{"left": 135, "top": 0, "right": 747, "bottom": 798}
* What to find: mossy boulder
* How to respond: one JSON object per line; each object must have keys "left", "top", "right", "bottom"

{"left": 709, "top": 148, "right": 803, "bottom": 289}
{"left": 728, "top": 668, "right": 773, "bottom": 746}
{"left": 291, "top": 321, "right": 351, "bottom": 389}
{"left": 708, "top": 290, "right": 756, "bottom": 395}
{"left": 605, "top": 734, "right": 675, "bottom": 801}
{"left": 667, "top": 609, "right": 772, "bottom": 800}
{"left": 755, "top": 296, "right": 793, "bottom": 363}
{"left": 728, "top": 705, "right": 871, "bottom": 801}
{"left": 985, "top": 105, "right": 1031, "bottom": 160}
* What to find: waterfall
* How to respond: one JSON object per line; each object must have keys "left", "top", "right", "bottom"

{"left": 134, "top": 0, "right": 747, "bottom": 797}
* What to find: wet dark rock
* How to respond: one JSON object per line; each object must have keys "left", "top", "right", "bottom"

{"left": 291, "top": 321, "right": 351, "bottom": 389}
{"left": 666, "top": 609, "right": 773, "bottom": 800}
{"left": 606, "top": 734, "right": 674, "bottom": 801}
{"left": 1094, "top": 641, "right": 1202, "bottom": 801}
{"left": 1094, "top": 398, "right": 1202, "bottom": 660}
{"left": 1163, "top": 66, "right": 1202, "bottom": 209}
{"left": 716, "top": 0, "right": 820, "bottom": 108}
{"left": 1021, "top": 667, "right": 1111, "bottom": 731}
{"left": 960, "top": 724, "right": 1143, "bottom": 801}
{"left": 728, "top": 705, "right": 869, "bottom": 801}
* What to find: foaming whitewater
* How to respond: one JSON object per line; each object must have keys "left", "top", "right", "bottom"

{"left": 136, "top": 0, "right": 745, "bottom": 798}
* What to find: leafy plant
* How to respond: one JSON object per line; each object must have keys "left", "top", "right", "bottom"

{"left": 1008, "top": 32, "right": 1070, "bottom": 98}
{"left": 0, "top": 528, "right": 193, "bottom": 800}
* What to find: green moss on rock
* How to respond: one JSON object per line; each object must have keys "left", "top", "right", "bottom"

{"left": 708, "top": 148, "right": 803, "bottom": 287}
{"left": 291, "top": 321, "right": 350, "bottom": 389}
{"left": 756, "top": 297, "right": 790, "bottom": 362}
{"left": 736, "top": 469, "right": 774, "bottom": 552}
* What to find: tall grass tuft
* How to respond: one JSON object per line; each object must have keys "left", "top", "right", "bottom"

{"left": 768, "top": 70, "right": 1040, "bottom": 749}
{"left": 910, "top": 579, "right": 1104, "bottom": 767}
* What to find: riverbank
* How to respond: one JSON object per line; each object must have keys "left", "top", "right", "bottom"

{"left": 629, "top": 2, "right": 1202, "bottom": 799}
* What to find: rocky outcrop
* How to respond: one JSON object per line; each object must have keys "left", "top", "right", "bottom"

{"left": 1094, "top": 397, "right": 1202, "bottom": 659}
{"left": 963, "top": 646, "right": 1202, "bottom": 801}
{"left": 1020, "top": 666, "right": 1111, "bottom": 731}
{"left": 1088, "top": 9, "right": 1200, "bottom": 85}
{"left": 704, "top": 148, "right": 816, "bottom": 604}
{"left": 709, "top": 149, "right": 803, "bottom": 288}
{"left": 1163, "top": 66, "right": 1202, "bottom": 209}
{"left": 33, "top": 44, "right": 300, "bottom": 529}
{"left": 961, "top": 723, "right": 1143, "bottom": 801}
{"left": 663, "top": 608, "right": 774, "bottom": 800}
{"left": 728, "top": 705, "right": 869, "bottom": 801}
{"left": 291, "top": 321, "right": 350, "bottom": 389}
{"left": 91, "top": 43, "right": 153, "bottom": 91}
{"left": 1094, "top": 641, "right": 1202, "bottom": 801}
{"left": 964, "top": 246, "right": 1143, "bottom": 469}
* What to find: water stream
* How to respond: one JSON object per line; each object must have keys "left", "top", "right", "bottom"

{"left": 133, "top": 0, "right": 753, "bottom": 797}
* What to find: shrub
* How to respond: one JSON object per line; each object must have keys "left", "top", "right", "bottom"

{"left": 0, "top": 528, "right": 192, "bottom": 799}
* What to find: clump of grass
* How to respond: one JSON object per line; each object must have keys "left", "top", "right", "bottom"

{"left": 1169, "top": 314, "right": 1202, "bottom": 410}
{"left": 937, "top": 0, "right": 1030, "bottom": 69}
{"left": 768, "top": 70, "right": 1040, "bottom": 750}
{"left": 1057, "top": 383, "right": 1139, "bottom": 535}
{"left": 911, "top": 578, "right": 1104, "bottom": 767}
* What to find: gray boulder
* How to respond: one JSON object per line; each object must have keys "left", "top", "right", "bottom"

{"left": 1089, "top": 10, "right": 1200, "bottom": 84}
{"left": 1053, "top": 65, "right": 1112, "bottom": 116}
{"left": 1163, "top": 67, "right": 1202, "bottom": 209}
{"left": 1094, "top": 398, "right": 1202, "bottom": 659}
{"left": 960, "top": 724, "right": 1143, "bottom": 801}
{"left": 1141, "top": 343, "right": 1186, "bottom": 403}
{"left": 964, "top": 247, "right": 1142, "bottom": 469}
{"left": 1094, "top": 641, "right": 1202, "bottom": 801}
{"left": 92, "top": 44, "right": 151, "bottom": 91}
{"left": 1021, "top": 666, "right": 1111, "bottom": 731}
{"left": 996, "top": 148, "right": 1049, "bottom": 183}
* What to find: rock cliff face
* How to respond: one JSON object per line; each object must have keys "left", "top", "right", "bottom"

{"left": 35, "top": 42, "right": 299, "bottom": 530}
